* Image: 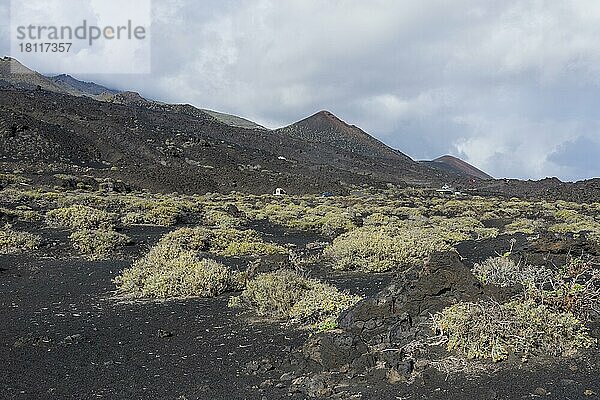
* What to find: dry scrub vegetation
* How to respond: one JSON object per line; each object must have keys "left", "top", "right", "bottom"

{"left": 2, "top": 178, "right": 599, "bottom": 367}
{"left": 115, "top": 226, "right": 285, "bottom": 298}
{"left": 228, "top": 269, "right": 362, "bottom": 331}
{"left": 0, "top": 224, "right": 40, "bottom": 254}
{"left": 433, "top": 299, "right": 593, "bottom": 362}
{"left": 433, "top": 255, "right": 599, "bottom": 362}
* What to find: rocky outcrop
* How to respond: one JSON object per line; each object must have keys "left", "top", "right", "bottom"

{"left": 298, "top": 251, "right": 485, "bottom": 392}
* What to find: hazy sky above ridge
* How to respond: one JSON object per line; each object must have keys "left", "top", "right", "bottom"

{"left": 2, "top": 0, "right": 600, "bottom": 181}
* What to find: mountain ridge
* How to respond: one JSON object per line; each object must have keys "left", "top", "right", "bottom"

{"left": 276, "top": 110, "right": 414, "bottom": 162}
{"left": 49, "top": 74, "right": 119, "bottom": 96}
{"left": 420, "top": 155, "right": 493, "bottom": 180}
{"left": 0, "top": 58, "right": 505, "bottom": 195}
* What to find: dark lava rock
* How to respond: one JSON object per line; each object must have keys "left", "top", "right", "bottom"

{"left": 293, "top": 250, "right": 493, "bottom": 393}
{"left": 303, "top": 332, "right": 368, "bottom": 370}
{"left": 530, "top": 232, "right": 600, "bottom": 256}
{"left": 289, "top": 374, "right": 334, "bottom": 398}
{"left": 338, "top": 251, "right": 483, "bottom": 348}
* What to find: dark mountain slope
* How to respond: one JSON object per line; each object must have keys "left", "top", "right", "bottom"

{"left": 49, "top": 74, "right": 119, "bottom": 96}
{"left": 201, "top": 109, "right": 267, "bottom": 130}
{"left": 0, "top": 57, "right": 83, "bottom": 96}
{"left": 420, "top": 155, "right": 493, "bottom": 180}
{"left": 0, "top": 89, "right": 459, "bottom": 194}
{"left": 0, "top": 57, "right": 116, "bottom": 99}
{"left": 1, "top": 86, "right": 599, "bottom": 200}
{"left": 277, "top": 111, "right": 413, "bottom": 162}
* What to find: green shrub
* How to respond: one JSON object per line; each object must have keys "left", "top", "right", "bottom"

{"left": 549, "top": 210, "right": 600, "bottom": 237}
{"left": 229, "top": 228, "right": 281, "bottom": 255}
{"left": 0, "top": 206, "right": 41, "bottom": 222}
{"left": 433, "top": 299, "right": 594, "bottom": 362}
{"left": 204, "top": 209, "right": 246, "bottom": 228}
{"left": 122, "top": 205, "right": 181, "bottom": 226}
{"left": 69, "top": 229, "right": 130, "bottom": 260}
{"left": 211, "top": 228, "right": 287, "bottom": 257}
{"left": 0, "top": 225, "right": 40, "bottom": 254}
{"left": 229, "top": 269, "right": 361, "bottom": 328}
{"left": 363, "top": 212, "right": 401, "bottom": 227}
{"left": 159, "top": 227, "right": 211, "bottom": 254}
{"left": 318, "top": 210, "right": 356, "bottom": 236}
{"left": 324, "top": 225, "right": 452, "bottom": 272}
{"left": 120, "top": 198, "right": 191, "bottom": 226}
{"left": 143, "top": 205, "right": 182, "bottom": 226}
{"left": 430, "top": 216, "right": 498, "bottom": 241}
{"left": 115, "top": 244, "right": 244, "bottom": 298}
{"left": 258, "top": 202, "right": 356, "bottom": 236}
{"left": 503, "top": 218, "right": 546, "bottom": 235}
{"left": 46, "top": 205, "right": 115, "bottom": 230}
{"left": 0, "top": 172, "right": 27, "bottom": 187}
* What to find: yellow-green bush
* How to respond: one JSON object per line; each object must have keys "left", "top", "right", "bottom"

{"left": 46, "top": 205, "right": 116, "bottom": 230}
{"left": 121, "top": 203, "right": 182, "bottom": 226}
{"left": 211, "top": 228, "right": 287, "bottom": 257}
{"left": 549, "top": 210, "right": 600, "bottom": 237}
{"left": 362, "top": 212, "right": 401, "bottom": 227}
{"left": 149, "top": 226, "right": 286, "bottom": 258}
{"left": 203, "top": 209, "right": 246, "bottom": 228}
{"left": 503, "top": 218, "right": 546, "bottom": 235}
{"left": 143, "top": 204, "right": 182, "bottom": 226}
{"left": 0, "top": 225, "right": 41, "bottom": 254}
{"left": 69, "top": 229, "right": 130, "bottom": 260}
{"left": 115, "top": 245, "right": 243, "bottom": 298}
{"left": 256, "top": 202, "right": 356, "bottom": 236}
{"left": 158, "top": 227, "right": 211, "bottom": 253}
{"left": 158, "top": 226, "right": 286, "bottom": 257}
{"left": 433, "top": 299, "right": 594, "bottom": 362}
{"left": 0, "top": 172, "right": 27, "bottom": 187}
{"left": 430, "top": 216, "right": 498, "bottom": 241}
{"left": 0, "top": 206, "right": 41, "bottom": 222}
{"left": 324, "top": 224, "right": 452, "bottom": 272}
{"left": 228, "top": 269, "right": 361, "bottom": 329}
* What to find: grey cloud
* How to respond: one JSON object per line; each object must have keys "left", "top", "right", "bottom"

{"left": 548, "top": 136, "right": 600, "bottom": 181}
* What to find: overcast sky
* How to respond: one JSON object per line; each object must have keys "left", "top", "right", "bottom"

{"left": 2, "top": 0, "right": 600, "bottom": 181}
